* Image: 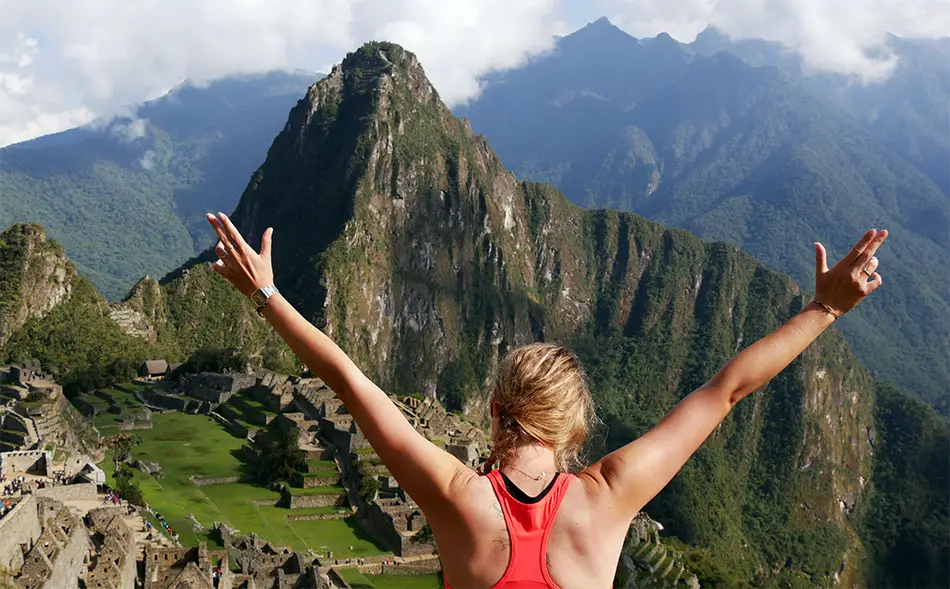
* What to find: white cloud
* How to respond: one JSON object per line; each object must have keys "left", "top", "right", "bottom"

{"left": 138, "top": 149, "right": 158, "bottom": 170}
{"left": 109, "top": 117, "right": 149, "bottom": 142}
{"left": 0, "top": 0, "right": 947, "bottom": 148}
{"left": 600, "top": 0, "right": 950, "bottom": 83}
{"left": 0, "top": 0, "right": 564, "bottom": 147}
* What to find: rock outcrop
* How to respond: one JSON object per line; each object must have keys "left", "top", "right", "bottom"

{"left": 0, "top": 224, "right": 73, "bottom": 349}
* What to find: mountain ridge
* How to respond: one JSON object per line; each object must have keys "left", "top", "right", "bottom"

{"left": 0, "top": 70, "right": 320, "bottom": 300}
{"left": 455, "top": 20, "right": 950, "bottom": 414}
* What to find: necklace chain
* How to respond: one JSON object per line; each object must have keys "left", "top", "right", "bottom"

{"left": 508, "top": 466, "right": 547, "bottom": 481}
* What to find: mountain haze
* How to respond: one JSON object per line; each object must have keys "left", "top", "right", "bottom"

{"left": 692, "top": 28, "right": 950, "bottom": 196}
{"left": 455, "top": 18, "right": 950, "bottom": 414}
{"left": 0, "top": 71, "right": 318, "bottom": 300}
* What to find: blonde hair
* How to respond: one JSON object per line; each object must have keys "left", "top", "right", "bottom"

{"left": 483, "top": 343, "right": 595, "bottom": 473}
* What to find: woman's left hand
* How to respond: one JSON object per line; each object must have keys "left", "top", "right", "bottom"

{"left": 205, "top": 212, "right": 274, "bottom": 297}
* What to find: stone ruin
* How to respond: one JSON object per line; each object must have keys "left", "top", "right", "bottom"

{"left": 148, "top": 531, "right": 327, "bottom": 589}
{"left": 84, "top": 507, "right": 137, "bottom": 589}
{"left": 12, "top": 497, "right": 87, "bottom": 589}
{"left": 0, "top": 485, "right": 142, "bottom": 589}
{"left": 616, "top": 513, "right": 701, "bottom": 589}
{"left": 0, "top": 450, "right": 51, "bottom": 478}
{"left": 0, "top": 368, "right": 99, "bottom": 457}
{"left": 203, "top": 371, "right": 488, "bottom": 558}
{"left": 0, "top": 495, "right": 88, "bottom": 589}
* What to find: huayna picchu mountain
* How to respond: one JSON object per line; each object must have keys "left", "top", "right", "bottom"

{"left": 1, "top": 42, "right": 946, "bottom": 588}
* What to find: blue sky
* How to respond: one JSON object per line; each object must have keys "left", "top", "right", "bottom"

{"left": 1, "top": 0, "right": 947, "bottom": 147}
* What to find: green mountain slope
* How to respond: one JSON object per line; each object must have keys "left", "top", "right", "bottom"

{"left": 455, "top": 20, "right": 950, "bottom": 414}
{"left": 0, "top": 223, "right": 156, "bottom": 387}
{"left": 691, "top": 28, "right": 950, "bottom": 196}
{"left": 0, "top": 71, "right": 318, "bottom": 300}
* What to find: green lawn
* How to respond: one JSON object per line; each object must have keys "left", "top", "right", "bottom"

{"left": 87, "top": 386, "right": 149, "bottom": 430}
{"left": 337, "top": 567, "right": 374, "bottom": 587}
{"left": 290, "top": 485, "right": 346, "bottom": 496}
{"left": 100, "top": 411, "right": 385, "bottom": 559}
{"left": 233, "top": 392, "right": 276, "bottom": 415}
{"left": 301, "top": 470, "right": 339, "bottom": 479}
{"left": 364, "top": 574, "right": 444, "bottom": 589}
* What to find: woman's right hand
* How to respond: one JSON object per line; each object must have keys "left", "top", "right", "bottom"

{"left": 814, "top": 229, "right": 888, "bottom": 317}
{"left": 205, "top": 212, "right": 275, "bottom": 298}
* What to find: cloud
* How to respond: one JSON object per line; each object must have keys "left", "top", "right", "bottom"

{"left": 0, "top": 0, "right": 565, "bottom": 147}
{"left": 1, "top": 0, "right": 947, "bottom": 148}
{"left": 109, "top": 117, "right": 149, "bottom": 142}
{"left": 138, "top": 149, "right": 158, "bottom": 170}
{"left": 599, "top": 0, "right": 950, "bottom": 83}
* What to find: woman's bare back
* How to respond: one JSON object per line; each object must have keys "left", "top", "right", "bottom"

{"left": 434, "top": 470, "right": 629, "bottom": 589}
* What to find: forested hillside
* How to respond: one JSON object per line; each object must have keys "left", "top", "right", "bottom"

{"left": 455, "top": 18, "right": 950, "bottom": 415}
{"left": 0, "top": 71, "right": 317, "bottom": 300}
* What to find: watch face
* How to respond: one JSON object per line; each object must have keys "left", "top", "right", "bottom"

{"left": 251, "top": 290, "right": 267, "bottom": 305}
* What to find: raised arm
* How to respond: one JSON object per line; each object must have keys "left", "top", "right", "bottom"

{"left": 205, "top": 213, "right": 472, "bottom": 509}
{"left": 590, "top": 229, "right": 888, "bottom": 516}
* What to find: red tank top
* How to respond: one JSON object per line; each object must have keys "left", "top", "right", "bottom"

{"left": 445, "top": 469, "right": 574, "bottom": 589}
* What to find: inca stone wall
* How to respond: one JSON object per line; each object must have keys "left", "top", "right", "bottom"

{"left": 0, "top": 495, "right": 41, "bottom": 571}
{"left": 34, "top": 481, "right": 97, "bottom": 502}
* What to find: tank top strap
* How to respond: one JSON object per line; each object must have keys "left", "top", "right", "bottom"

{"left": 484, "top": 469, "right": 574, "bottom": 588}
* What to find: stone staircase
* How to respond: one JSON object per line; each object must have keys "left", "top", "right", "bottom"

{"left": 1, "top": 409, "right": 39, "bottom": 450}
{"left": 622, "top": 540, "right": 693, "bottom": 588}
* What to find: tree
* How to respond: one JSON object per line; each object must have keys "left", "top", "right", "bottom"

{"left": 105, "top": 433, "right": 141, "bottom": 473}
{"left": 257, "top": 428, "right": 307, "bottom": 485}
{"left": 113, "top": 465, "right": 145, "bottom": 505}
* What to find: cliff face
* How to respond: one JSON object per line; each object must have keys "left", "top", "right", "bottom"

{"left": 0, "top": 224, "right": 74, "bottom": 348}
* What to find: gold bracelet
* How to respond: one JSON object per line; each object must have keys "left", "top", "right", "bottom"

{"left": 813, "top": 300, "right": 840, "bottom": 320}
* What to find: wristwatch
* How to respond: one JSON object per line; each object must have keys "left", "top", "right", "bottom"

{"left": 250, "top": 285, "right": 279, "bottom": 317}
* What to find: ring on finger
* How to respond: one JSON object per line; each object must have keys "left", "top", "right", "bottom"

{"left": 862, "top": 267, "right": 872, "bottom": 277}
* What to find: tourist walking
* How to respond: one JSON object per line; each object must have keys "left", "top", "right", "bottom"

{"left": 207, "top": 213, "right": 888, "bottom": 587}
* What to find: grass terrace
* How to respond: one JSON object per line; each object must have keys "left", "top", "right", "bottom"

{"left": 361, "top": 574, "right": 444, "bottom": 589}
{"left": 80, "top": 384, "right": 151, "bottom": 431}
{"left": 289, "top": 485, "right": 347, "bottom": 496}
{"left": 100, "top": 411, "right": 384, "bottom": 559}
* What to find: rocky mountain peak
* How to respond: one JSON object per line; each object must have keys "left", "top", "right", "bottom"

{"left": 0, "top": 223, "right": 74, "bottom": 348}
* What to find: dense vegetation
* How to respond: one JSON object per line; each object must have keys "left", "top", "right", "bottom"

{"left": 0, "top": 71, "right": 316, "bottom": 300}
{"left": 1, "top": 269, "right": 157, "bottom": 393}
{"left": 861, "top": 382, "right": 949, "bottom": 588}
{"left": 456, "top": 18, "right": 950, "bottom": 416}
{"left": 0, "top": 222, "right": 295, "bottom": 395}
{"left": 257, "top": 427, "right": 308, "bottom": 486}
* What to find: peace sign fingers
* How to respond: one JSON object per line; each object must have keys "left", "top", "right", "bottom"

{"left": 853, "top": 230, "right": 888, "bottom": 272}
{"left": 845, "top": 229, "right": 878, "bottom": 267}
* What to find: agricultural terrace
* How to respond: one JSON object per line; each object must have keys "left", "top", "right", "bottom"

{"left": 99, "top": 410, "right": 385, "bottom": 559}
